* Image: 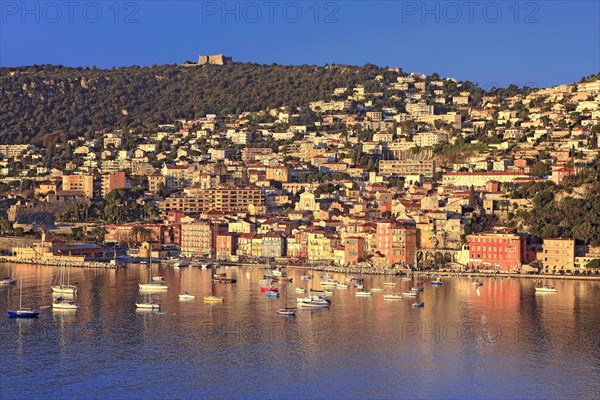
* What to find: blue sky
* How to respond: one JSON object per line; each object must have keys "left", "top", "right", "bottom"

{"left": 1, "top": 1, "right": 598, "bottom": 87}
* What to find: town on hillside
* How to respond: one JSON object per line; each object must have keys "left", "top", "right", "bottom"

{"left": 1, "top": 69, "right": 599, "bottom": 275}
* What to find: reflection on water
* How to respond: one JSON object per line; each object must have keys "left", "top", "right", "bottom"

{"left": 0, "top": 263, "right": 599, "bottom": 399}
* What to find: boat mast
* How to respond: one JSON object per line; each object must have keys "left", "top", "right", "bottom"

{"left": 19, "top": 273, "right": 23, "bottom": 310}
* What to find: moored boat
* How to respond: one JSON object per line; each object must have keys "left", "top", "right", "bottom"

{"left": 179, "top": 292, "right": 196, "bottom": 301}
{"left": 535, "top": 284, "right": 557, "bottom": 293}
{"left": 277, "top": 307, "right": 296, "bottom": 315}
{"left": 203, "top": 296, "right": 224, "bottom": 302}
{"left": 355, "top": 290, "right": 372, "bottom": 297}
{"left": 297, "top": 296, "right": 330, "bottom": 308}
{"left": 7, "top": 274, "right": 39, "bottom": 318}
{"left": 431, "top": 279, "right": 443, "bottom": 285}
{"left": 383, "top": 282, "right": 397, "bottom": 286}
{"left": 402, "top": 291, "right": 417, "bottom": 297}
{"left": 266, "top": 290, "right": 280, "bottom": 298}
{"left": 412, "top": 301, "right": 425, "bottom": 308}
{"left": 320, "top": 279, "right": 338, "bottom": 287}
{"left": 135, "top": 301, "right": 160, "bottom": 309}
{"left": 52, "top": 296, "right": 80, "bottom": 310}
{"left": 383, "top": 293, "right": 403, "bottom": 300}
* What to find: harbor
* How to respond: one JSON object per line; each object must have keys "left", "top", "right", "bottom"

{"left": 1, "top": 262, "right": 599, "bottom": 399}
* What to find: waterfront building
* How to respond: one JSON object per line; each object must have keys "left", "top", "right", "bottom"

{"left": 468, "top": 232, "right": 525, "bottom": 271}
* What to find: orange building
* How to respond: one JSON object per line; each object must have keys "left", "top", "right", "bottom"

{"left": 375, "top": 221, "right": 417, "bottom": 266}
{"left": 102, "top": 171, "right": 129, "bottom": 198}
{"left": 345, "top": 237, "right": 365, "bottom": 264}
{"left": 216, "top": 233, "right": 237, "bottom": 261}
{"left": 468, "top": 232, "right": 525, "bottom": 271}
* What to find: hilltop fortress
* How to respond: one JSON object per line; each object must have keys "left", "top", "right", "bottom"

{"left": 182, "top": 54, "right": 233, "bottom": 66}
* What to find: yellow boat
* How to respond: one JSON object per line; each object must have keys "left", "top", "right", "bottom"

{"left": 203, "top": 296, "right": 224, "bottom": 302}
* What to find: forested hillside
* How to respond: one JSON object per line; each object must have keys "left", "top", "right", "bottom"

{"left": 0, "top": 63, "right": 390, "bottom": 143}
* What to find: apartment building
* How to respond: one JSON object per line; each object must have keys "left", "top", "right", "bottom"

{"left": 160, "top": 188, "right": 265, "bottom": 215}
{"left": 62, "top": 174, "right": 94, "bottom": 198}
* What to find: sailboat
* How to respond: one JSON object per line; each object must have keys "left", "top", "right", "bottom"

{"left": 135, "top": 292, "right": 160, "bottom": 309}
{"left": 52, "top": 263, "right": 78, "bottom": 295}
{"left": 297, "top": 260, "right": 331, "bottom": 308}
{"left": 355, "top": 265, "right": 371, "bottom": 296}
{"left": 204, "top": 264, "right": 223, "bottom": 302}
{"left": 277, "top": 283, "right": 296, "bottom": 315}
{"left": 7, "top": 274, "right": 39, "bottom": 318}
{"left": 139, "top": 257, "right": 168, "bottom": 291}
{"left": 0, "top": 266, "right": 16, "bottom": 285}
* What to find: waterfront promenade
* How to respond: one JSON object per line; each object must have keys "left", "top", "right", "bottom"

{"left": 1, "top": 256, "right": 598, "bottom": 280}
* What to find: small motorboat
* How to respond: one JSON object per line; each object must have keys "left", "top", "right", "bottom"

{"left": 151, "top": 276, "right": 165, "bottom": 282}
{"left": 354, "top": 284, "right": 364, "bottom": 289}
{"left": 347, "top": 276, "right": 363, "bottom": 282}
{"left": 320, "top": 273, "right": 332, "bottom": 279}
{"left": 383, "top": 293, "right": 403, "bottom": 300}
{"left": 355, "top": 290, "right": 372, "bottom": 297}
{"left": 179, "top": 292, "right": 196, "bottom": 301}
{"left": 411, "top": 286, "right": 424, "bottom": 292}
{"left": 297, "top": 296, "right": 331, "bottom": 308}
{"left": 431, "top": 279, "right": 443, "bottom": 285}
{"left": 260, "top": 286, "right": 278, "bottom": 293}
{"left": 336, "top": 283, "right": 349, "bottom": 289}
{"left": 320, "top": 280, "right": 338, "bottom": 287}
{"left": 135, "top": 301, "right": 160, "bottom": 309}
{"left": 370, "top": 287, "right": 384, "bottom": 292}
{"left": 535, "top": 284, "right": 557, "bottom": 293}
{"left": 52, "top": 297, "right": 80, "bottom": 310}
{"left": 266, "top": 290, "right": 280, "bottom": 298}
{"left": 474, "top": 280, "right": 483, "bottom": 287}
{"left": 295, "top": 287, "right": 306, "bottom": 293}
{"left": 203, "top": 296, "right": 224, "bottom": 302}
{"left": 300, "top": 274, "right": 312, "bottom": 280}
{"left": 277, "top": 307, "right": 297, "bottom": 315}
{"left": 383, "top": 282, "right": 397, "bottom": 287}
{"left": 412, "top": 301, "right": 425, "bottom": 308}
{"left": 0, "top": 277, "right": 16, "bottom": 285}
{"left": 402, "top": 292, "right": 417, "bottom": 297}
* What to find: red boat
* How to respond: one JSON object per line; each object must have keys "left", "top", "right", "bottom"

{"left": 260, "top": 287, "right": 278, "bottom": 293}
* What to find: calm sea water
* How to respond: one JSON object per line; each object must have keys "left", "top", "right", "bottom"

{"left": 0, "top": 263, "right": 599, "bottom": 400}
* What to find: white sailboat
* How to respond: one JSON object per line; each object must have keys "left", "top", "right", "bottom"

{"left": 139, "top": 257, "right": 168, "bottom": 291}
{"left": 51, "top": 263, "right": 77, "bottom": 295}
{"left": 298, "top": 261, "right": 331, "bottom": 308}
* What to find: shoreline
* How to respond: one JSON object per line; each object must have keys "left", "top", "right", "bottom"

{"left": 1, "top": 258, "right": 598, "bottom": 281}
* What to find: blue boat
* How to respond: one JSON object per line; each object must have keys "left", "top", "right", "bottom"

{"left": 412, "top": 302, "right": 425, "bottom": 308}
{"left": 431, "top": 279, "right": 443, "bottom": 285}
{"left": 266, "top": 291, "right": 280, "bottom": 298}
{"left": 7, "top": 274, "right": 39, "bottom": 318}
{"left": 7, "top": 309, "right": 39, "bottom": 318}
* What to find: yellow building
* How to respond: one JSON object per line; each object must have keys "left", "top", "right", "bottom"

{"left": 307, "top": 232, "right": 333, "bottom": 261}
{"left": 541, "top": 238, "right": 575, "bottom": 272}
{"left": 62, "top": 174, "right": 94, "bottom": 198}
